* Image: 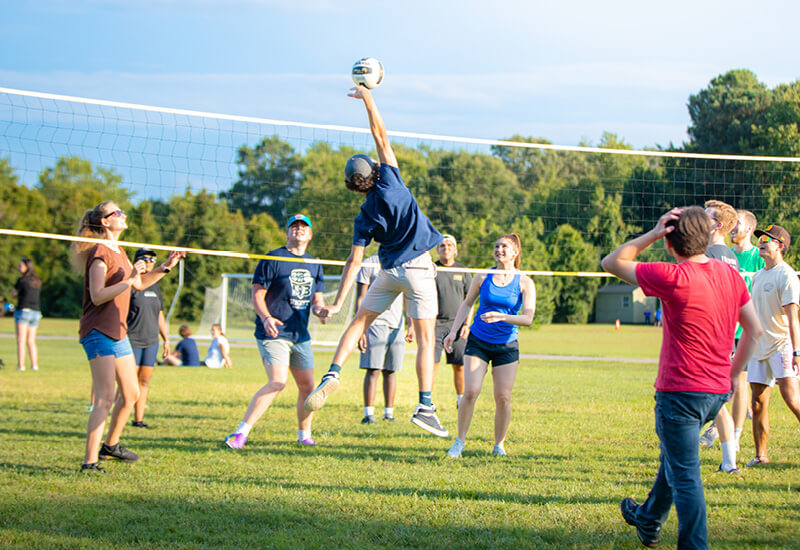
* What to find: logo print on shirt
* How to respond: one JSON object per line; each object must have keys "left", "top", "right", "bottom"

{"left": 289, "top": 269, "right": 313, "bottom": 308}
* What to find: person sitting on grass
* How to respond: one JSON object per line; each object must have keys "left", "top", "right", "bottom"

{"left": 165, "top": 324, "right": 201, "bottom": 366}
{"left": 442, "top": 234, "right": 536, "bottom": 458}
{"left": 204, "top": 323, "right": 232, "bottom": 369}
{"left": 602, "top": 206, "right": 761, "bottom": 549}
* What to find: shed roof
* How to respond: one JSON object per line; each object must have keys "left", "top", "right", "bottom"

{"left": 596, "top": 283, "right": 639, "bottom": 294}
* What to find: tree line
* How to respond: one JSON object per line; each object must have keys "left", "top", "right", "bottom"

{"left": 1, "top": 69, "right": 798, "bottom": 324}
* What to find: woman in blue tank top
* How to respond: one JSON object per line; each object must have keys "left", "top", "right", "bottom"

{"left": 442, "top": 234, "right": 536, "bottom": 458}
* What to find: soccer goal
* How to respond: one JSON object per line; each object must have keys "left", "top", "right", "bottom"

{"left": 197, "top": 273, "right": 355, "bottom": 345}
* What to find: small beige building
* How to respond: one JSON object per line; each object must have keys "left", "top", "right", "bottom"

{"left": 594, "top": 283, "right": 659, "bottom": 324}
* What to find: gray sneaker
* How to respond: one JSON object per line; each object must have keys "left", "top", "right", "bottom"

{"left": 304, "top": 373, "right": 340, "bottom": 412}
{"left": 492, "top": 444, "right": 507, "bottom": 456}
{"left": 98, "top": 443, "right": 139, "bottom": 463}
{"left": 410, "top": 404, "right": 448, "bottom": 437}
{"left": 361, "top": 415, "right": 376, "bottom": 424}
{"left": 699, "top": 424, "right": 718, "bottom": 448}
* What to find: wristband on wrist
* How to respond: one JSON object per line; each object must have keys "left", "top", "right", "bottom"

{"left": 793, "top": 350, "right": 800, "bottom": 357}
{"left": 162, "top": 265, "right": 171, "bottom": 273}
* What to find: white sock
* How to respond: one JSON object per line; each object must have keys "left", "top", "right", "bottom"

{"left": 457, "top": 394, "right": 463, "bottom": 406}
{"left": 384, "top": 407, "right": 394, "bottom": 417}
{"left": 721, "top": 440, "right": 737, "bottom": 470}
{"left": 364, "top": 406, "right": 375, "bottom": 417}
{"left": 734, "top": 428, "right": 743, "bottom": 444}
{"left": 298, "top": 429, "right": 310, "bottom": 441}
{"left": 236, "top": 422, "right": 252, "bottom": 437}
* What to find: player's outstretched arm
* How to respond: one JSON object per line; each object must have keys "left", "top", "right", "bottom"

{"left": 348, "top": 85, "right": 397, "bottom": 168}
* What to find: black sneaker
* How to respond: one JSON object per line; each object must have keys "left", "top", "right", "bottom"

{"left": 620, "top": 497, "right": 661, "bottom": 547}
{"left": 80, "top": 462, "right": 105, "bottom": 473}
{"left": 98, "top": 443, "right": 139, "bottom": 463}
{"left": 132, "top": 421, "right": 149, "bottom": 428}
{"left": 361, "top": 415, "right": 376, "bottom": 424}
{"left": 410, "top": 404, "right": 448, "bottom": 437}
{"left": 304, "top": 373, "right": 340, "bottom": 411}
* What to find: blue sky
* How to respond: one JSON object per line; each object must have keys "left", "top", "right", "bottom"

{"left": 1, "top": 0, "right": 799, "bottom": 150}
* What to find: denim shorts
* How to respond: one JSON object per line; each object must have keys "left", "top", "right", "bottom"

{"left": 80, "top": 329, "right": 134, "bottom": 360}
{"left": 14, "top": 308, "right": 42, "bottom": 327}
{"left": 133, "top": 344, "right": 159, "bottom": 367}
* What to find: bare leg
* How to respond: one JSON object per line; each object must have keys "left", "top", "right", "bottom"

{"left": 411, "top": 317, "right": 436, "bottom": 394}
{"left": 330, "top": 307, "right": 380, "bottom": 367}
{"left": 456, "top": 355, "right": 488, "bottom": 441}
{"left": 241, "top": 361, "right": 290, "bottom": 426}
{"left": 15, "top": 322, "right": 28, "bottom": 368}
{"left": 134, "top": 365, "right": 155, "bottom": 422}
{"left": 751, "top": 382, "right": 772, "bottom": 459}
{"left": 452, "top": 363, "right": 465, "bottom": 395}
{"left": 27, "top": 325, "right": 38, "bottom": 368}
{"left": 715, "top": 405, "right": 734, "bottom": 444}
{"left": 383, "top": 371, "right": 396, "bottom": 408}
{"left": 491, "top": 361, "right": 519, "bottom": 447}
{"left": 363, "top": 369, "right": 379, "bottom": 408}
{"left": 105, "top": 354, "right": 140, "bottom": 446}
{"left": 776, "top": 377, "right": 800, "bottom": 422}
{"left": 731, "top": 369, "right": 750, "bottom": 430}
{"left": 84, "top": 355, "right": 117, "bottom": 464}
{"left": 291, "top": 367, "right": 315, "bottom": 432}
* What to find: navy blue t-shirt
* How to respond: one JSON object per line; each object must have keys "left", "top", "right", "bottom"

{"left": 175, "top": 337, "right": 201, "bottom": 366}
{"left": 353, "top": 164, "right": 443, "bottom": 270}
{"left": 252, "top": 247, "right": 325, "bottom": 343}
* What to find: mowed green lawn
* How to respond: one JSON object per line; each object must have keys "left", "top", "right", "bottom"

{"left": 1, "top": 318, "right": 799, "bottom": 549}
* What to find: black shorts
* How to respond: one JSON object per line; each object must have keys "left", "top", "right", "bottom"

{"left": 435, "top": 322, "right": 467, "bottom": 365}
{"left": 464, "top": 333, "right": 519, "bottom": 367}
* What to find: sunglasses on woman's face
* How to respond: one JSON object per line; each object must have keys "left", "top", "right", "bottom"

{"left": 104, "top": 209, "right": 126, "bottom": 219}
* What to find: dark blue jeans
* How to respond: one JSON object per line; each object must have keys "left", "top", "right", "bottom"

{"left": 635, "top": 391, "right": 728, "bottom": 550}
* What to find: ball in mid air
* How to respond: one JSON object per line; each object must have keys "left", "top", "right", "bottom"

{"left": 351, "top": 57, "right": 384, "bottom": 89}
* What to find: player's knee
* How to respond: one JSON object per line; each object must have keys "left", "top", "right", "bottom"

{"left": 494, "top": 391, "right": 512, "bottom": 407}
{"left": 268, "top": 380, "right": 287, "bottom": 393}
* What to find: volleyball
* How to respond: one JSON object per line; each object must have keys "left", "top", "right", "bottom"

{"left": 351, "top": 57, "right": 384, "bottom": 89}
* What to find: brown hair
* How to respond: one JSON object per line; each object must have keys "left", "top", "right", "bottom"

{"left": 19, "top": 258, "right": 42, "bottom": 289}
{"left": 736, "top": 209, "right": 757, "bottom": 230}
{"left": 211, "top": 323, "right": 224, "bottom": 335}
{"left": 179, "top": 324, "right": 192, "bottom": 338}
{"left": 345, "top": 169, "right": 378, "bottom": 193}
{"left": 665, "top": 206, "right": 713, "bottom": 257}
{"left": 499, "top": 233, "right": 522, "bottom": 269}
{"left": 73, "top": 201, "right": 114, "bottom": 269}
{"left": 704, "top": 199, "right": 737, "bottom": 235}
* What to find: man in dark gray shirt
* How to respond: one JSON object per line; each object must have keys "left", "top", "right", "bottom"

{"left": 433, "top": 235, "right": 472, "bottom": 408}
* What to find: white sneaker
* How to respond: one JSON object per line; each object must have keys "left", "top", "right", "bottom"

{"left": 492, "top": 444, "right": 507, "bottom": 456}
{"left": 31, "top": 365, "right": 39, "bottom": 371}
{"left": 446, "top": 438, "right": 465, "bottom": 458}
{"left": 16, "top": 365, "right": 24, "bottom": 371}
{"left": 699, "top": 425, "right": 718, "bottom": 448}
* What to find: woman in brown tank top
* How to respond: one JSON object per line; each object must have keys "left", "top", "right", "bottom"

{"left": 75, "top": 201, "right": 184, "bottom": 472}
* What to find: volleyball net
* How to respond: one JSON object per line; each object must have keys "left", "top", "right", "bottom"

{"left": 2, "top": 86, "right": 799, "bottom": 324}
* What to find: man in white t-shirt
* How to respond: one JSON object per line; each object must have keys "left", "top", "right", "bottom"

{"left": 746, "top": 224, "right": 800, "bottom": 467}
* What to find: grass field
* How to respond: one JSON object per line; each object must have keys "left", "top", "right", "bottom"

{"left": 2, "top": 318, "right": 800, "bottom": 549}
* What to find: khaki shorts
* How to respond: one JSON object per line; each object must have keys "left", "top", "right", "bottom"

{"left": 748, "top": 344, "right": 796, "bottom": 387}
{"left": 257, "top": 339, "right": 314, "bottom": 370}
{"left": 360, "top": 252, "right": 438, "bottom": 319}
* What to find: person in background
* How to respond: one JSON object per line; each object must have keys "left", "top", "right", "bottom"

{"left": 356, "top": 253, "right": 406, "bottom": 424}
{"left": 644, "top": 309, "right": 652, "bottom": 326}
{"left": 12, "top": 257, "right": 42, "bottom": 371}
{"left": 204, "top": 323, "right": 232, "bottom": 369}
{"left": 433, "top": 235, "right": 473, "bottom": 409}
{"left": 127, "top": 248, "right": 172, "bottom": 428}
{"left": 165, "top": 324, "right": 201, "bottom": 366}
{"left": 602, "top": 206, "right": 760, "bottom": 549}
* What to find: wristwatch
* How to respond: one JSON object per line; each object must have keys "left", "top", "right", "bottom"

{"left": 793, "top": 350, "right": 800, "bottom": 358}
{"left": 162, "top": 266, "right": 171, "bottom": 273}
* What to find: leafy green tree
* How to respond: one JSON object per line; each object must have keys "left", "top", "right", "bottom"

{"left": 222, "top": 136, "right": 302, "bottom": 221}
{"left": 546, "top": 224, "right": 600, "bottom": 323}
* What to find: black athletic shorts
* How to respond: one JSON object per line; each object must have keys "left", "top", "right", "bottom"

{"left": 464, "top": 333, "right": 519, "bottom": 367}
{"left": 435, "top": 322, "right": 466, "bottom": 365}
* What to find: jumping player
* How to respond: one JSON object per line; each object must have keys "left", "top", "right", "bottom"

{"left": 305, "top": 84, "right": 447, "bottom": 437}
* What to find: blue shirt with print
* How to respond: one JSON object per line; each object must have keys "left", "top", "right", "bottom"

{"left": 252, "top": 247, "right": 325, "bottom": 343}
{"left": 352, "top": 164, "right": 442, "bottom": 270}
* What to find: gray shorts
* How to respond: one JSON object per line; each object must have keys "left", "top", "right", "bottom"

{"left": 360, "top": 252, "right": 437, "bottom": 319}
{"left": 257, "top": 338, "right": 314, "bottom": 370}
{"left": 435, "top": 322, "right": 467, "bottom": 365}
{"left": 359, "top": 323, "right": 405, "bottom": 372}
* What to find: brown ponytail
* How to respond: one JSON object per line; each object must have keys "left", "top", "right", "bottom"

{"left": 500, "top": 233, "right": 522, "bottom": 269}
{"left": 72, "top": 201, "right": 113, "bottom": 271}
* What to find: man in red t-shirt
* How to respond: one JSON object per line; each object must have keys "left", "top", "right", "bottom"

{"left": 602, "top": 206, "right": 762, "bottom": 549}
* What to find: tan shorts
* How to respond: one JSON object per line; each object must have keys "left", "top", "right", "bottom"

{"left": 748, "top": 344, "right": 796, "bottom": 387}
{"left": 360, "top": 252, "right": 438, "bottom": 319}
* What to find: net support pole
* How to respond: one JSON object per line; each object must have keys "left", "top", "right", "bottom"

{"left": 165, "top": 259, "right": 184, "bottom": 325}
{"left": 221, "top": 274, "right": 229, "bottom": 335}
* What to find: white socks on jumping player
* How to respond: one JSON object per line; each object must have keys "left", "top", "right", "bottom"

{"left": 236, "top": 422, "right": 252, "bottom": 437}
{"left": 364, "top": 406, "right": 375, "bottom": 417}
